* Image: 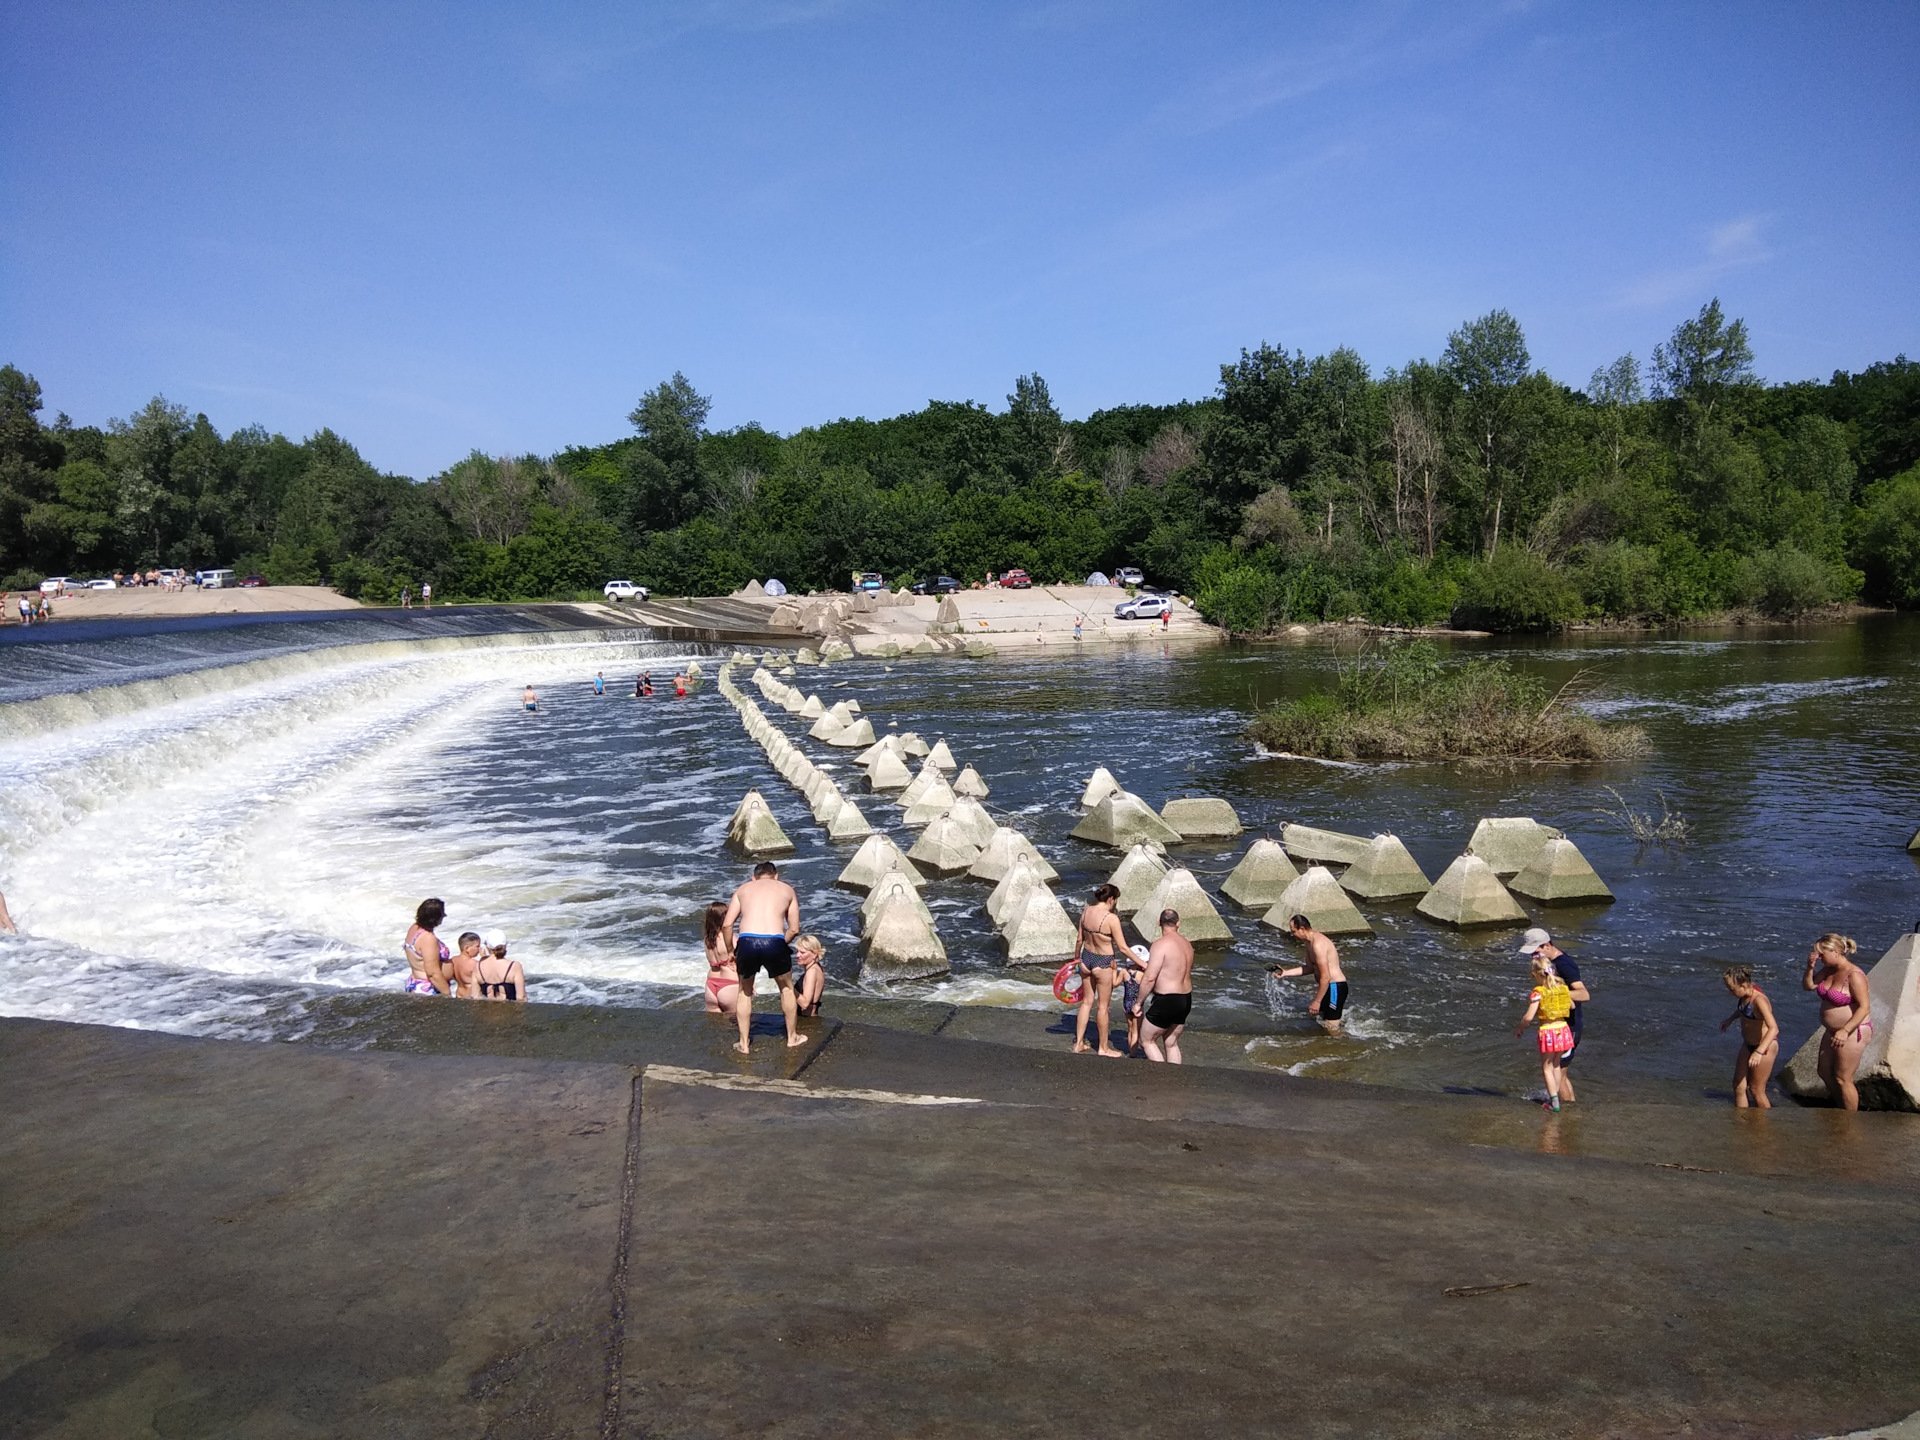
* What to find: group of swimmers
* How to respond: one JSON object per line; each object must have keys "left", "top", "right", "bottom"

{"left": 402, "top": 898, "right": 527, "bottom": 1001}
{"left": 704, "top": 861, "right": 821, "bottom": 1053}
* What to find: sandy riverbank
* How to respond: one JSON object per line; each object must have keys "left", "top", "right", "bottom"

{"left": 8, "top": 584, "right": 362, "bottom": 622}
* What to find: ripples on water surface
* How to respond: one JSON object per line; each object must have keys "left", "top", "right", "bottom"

{"left": 2, "top": 612, "right": 1916, "bottom": 1103}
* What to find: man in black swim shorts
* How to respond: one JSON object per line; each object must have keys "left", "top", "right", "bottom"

{"left": 1272, "top": 915, "right": 1350, "bottom": 1036}
{"left": 1131, "top": 909, "right": 1195, "bottom": 1064}
{"left": 722, "top": 861, "right": 806, "bottom": 1054}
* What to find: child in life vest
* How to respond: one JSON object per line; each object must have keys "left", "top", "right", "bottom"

{"left": 1515, "top": 955, "right": 1576, "bottom": 1112}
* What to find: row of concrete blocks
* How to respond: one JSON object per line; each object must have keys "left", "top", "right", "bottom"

{"left": 715, "top": 665, "right": 876, "bottom": 855}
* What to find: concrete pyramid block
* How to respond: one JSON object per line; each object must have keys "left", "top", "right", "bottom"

{"left": 1262, "top": 866, "right": 1372, "bottom": 936}
{"left": 969, "top": 827, "right": 1059, "bottom": 884}
{"left": 1466, "top": 817, "right": 1554, "bottom": 877}
{"left": 827, "top": 700, "right": 855, "bottom": 724}
{"left": 897, "top": 759, "right": 946, "bottom": 808}
{"left": 1001, "top": 885, "right": 1080, "bottom": 963}
{"left": 809, "top": 710, "right": 848, "bottom": 741}
{"left": 779, "top": 664, "right": 795, "bottom": 676}
{"left": 854, "top": 735, "right": 897, "bottom": 764}
{"left": 1135, "top": 867, "right": 1232, "bottom": 944}
{"left": 1782, "top": 932, "right": 1920, "bottom": 1110}
{"left": 726, "top": 796, "right": 795, "bottom": 856}
{"left": 935, "top": 594, "right": 961, "bottom": 623}
{"left": 987, "top": 857, "right": 1042, "bottom": 928}
{"left": 1508, "top": 835, "right": 1614, "bottom": 904}
{"left": 829, "top": 717, "right": 877, "bottom": 749}
{"left": 901, "top": 777, "right": 958, "bottom": 827}
{"left": 1907, "top": 826, "right": 1919, "bottom": 853}
{"left": 1416, "top": 854, "right": 1529, "bottom": 927}
{"left": 861, "top": 872, "right": 935, "bottom": 927}
{"left": 798, "top": 694, "right": 825, "bottom": 719}
{"left": 1080, "top": 766, "right": 1123, "bottom": 809}
{"left": 726, "top": 789, "right": 773, "bottom": 836}
{"left": 897, "top": 732, "right": 931, "bottom": 758}
{"left": 823, "top": 795, "right": 874, "bottom": 841}
{"left": 860, "top": 893, "right": 949, "bottom": 982}
{"left": 907, "top": 814, "right": 984, "bottom": 873}
{"left": 866, "top": 748, "right": 914, "bottom": 791}
{"left": 1071, "top": 791, "right": 1184, "bottom": 850}
{"left": 1107, "top": 843, "right": 1170, "bottom": 915}
{"left": 781, "top": 690, "right": 807, "bottom": 714}
{"left": 1160, "top": 797, "right": 1243, "bottom": 840}
{"left": 952, "top": 765, "right": 990, "bottom": 799}
{"left": 1219, "top": 839, "right": 1300, "bottom": 911}
{"left": 1339, "top": 834, "right": 1432, "bottom": 901}
{"left": 926, "top": 739, "right": 957, "bottom": 771}
{"left": 686, "top": 661, "right": 703, "bottom": 679}
{"left": 943, "top": 797, "right": 1000, "bottom": 849}
{"left": 795, "top": 648, "right": 821, "bottom": 666}
{"left": 1281, "top": 823, "right": 1371, "bottom": 867}
{"left": 836, "top": 834, "right": 923, "bottom": 891}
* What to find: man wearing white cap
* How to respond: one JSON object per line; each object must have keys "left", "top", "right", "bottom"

{"left": 475, "top": 930, "right": 527, "bottom": 1002}
{"left": 1519, "top": 927, "right": 1589, "bottom": 1100}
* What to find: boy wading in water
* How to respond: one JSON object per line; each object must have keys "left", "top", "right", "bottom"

{"left": 722, "top": 861, "right": 806, "bottom": 1054}
{"left": 1270, "top": 915, "right": 1349, "bottom": 1035}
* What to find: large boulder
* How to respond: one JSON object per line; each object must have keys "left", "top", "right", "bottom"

{"left": 836, "top": 833, "right": 921, "bottom": 891}
{"left": 1080, "top": 766, "right": 1123, "bottom": 809}
{"left": 1466, "top": 817, "right": 1555, "bottom": 877}
{"left": 1071, "top": 791, "right": 1183, "bottom": 850}
{"left": 906, "top": 814, "right": 984, "bottom": 873}
{"left": 969, "top": 827, "right": 1059, "bottom": 884}
{"left": 1001, "top": 884, "right": 1080, "bottom": 963}
{"left": 1160, "top": 797, "right": 1243, "bottom": 840}
{"left": 1281, "top": 823, "right": 1371, "bottom": 867}
{"left": 1508, "top": 835, "right": 1614, "bottom": 904}
{"left": 1781, "top": 932, "right": 1920, "bottom": 1110}
{"left": 1416, "top": 854, "right": 1530, "bottom": 927}
{"left": 1134, "top": 867, "right": 1233, "bottom": 944}
{"left": 952, "top": 765, "right": 990, "bottom": 799}
{"left": 1338, "top": 834, "right": 1432, "bottom": 901}
{"left": 1219, "top": 839, "right": 1300, "bottom": 911}
{"left": 860, "top": 892, "right": 949, "bottom": 982}
{"left": 1107, "top": 843, "right": 1170, "bottom": 914}
{"left": 1261, "top": 866, "right": 1372, "bottom": 936}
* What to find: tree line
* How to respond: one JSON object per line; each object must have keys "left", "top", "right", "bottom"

{"left": 2, "top": 296, "right": 1917, "bottom": 631}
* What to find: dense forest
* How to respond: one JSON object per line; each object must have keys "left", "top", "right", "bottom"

{"left": 3, "top": 298, "right": 1918, "bottom": 632}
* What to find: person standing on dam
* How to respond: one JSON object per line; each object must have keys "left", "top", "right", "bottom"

{"left": 722, "top": 861, "right": 805, "bottom": 1054}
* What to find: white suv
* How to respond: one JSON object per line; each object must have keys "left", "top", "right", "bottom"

{"left": 603, "top": 580, "right": 648, "bottom": 602}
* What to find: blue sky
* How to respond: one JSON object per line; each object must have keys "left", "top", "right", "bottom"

{"left": 3, "top": 1, "right": 1916, "bottom": 479}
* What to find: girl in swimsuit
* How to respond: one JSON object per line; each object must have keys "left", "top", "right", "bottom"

{"left": 792, "top": 933, "right": 826, "bottom": 1017}
{"left": 1514, "top": 956, "right": 1575, "bottom": 1112}
{"left": 1718, "top": 966, "right": 1779, "bottom": 1108}
{"left": 701, "top": 901, "right": 739, "bottom": 1015}
{"left": 1803, "top": 933, "right": 1871, "bottom": 1110}
{"left": 403, "top": 898, "right": 452, "bottom": 996}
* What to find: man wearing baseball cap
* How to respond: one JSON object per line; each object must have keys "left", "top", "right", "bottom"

{"left": 1519, "top": 928, "right": 1590, "bottom": 1100}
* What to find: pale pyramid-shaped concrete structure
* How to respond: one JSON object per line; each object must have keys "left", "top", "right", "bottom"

{"left": 1071, "top": 790, "right": 1183, "bottom": 850}
{"left": 798, "top": 693, "right": 825, "bottom": 719}
{"left": 952, "top": 765, "right": 990, "bottom": 799}
{"left": 1281, "top": 823, "right": 1371, "bottom": 867}
{"left": 1339, "top": 834, "right": 1432, "bottom": 901}
{"left": 725, "top": 793, "right": 795, "bottom": 856}
{"left": 1508, "top": 835, "right": 1614, "bottom": 904}
{"left": 1262, "top": 866, "right": 1372, "bottom": 936}
{"left": 1107, "top": 842, "right": 1170, "bottom": 914}
{"left": 935, "top": 594, "right": 961, "bottom": 623}
{"left": 1080, "top": 766, "right": 1124, "bottom": 809}
{"left": 861, "top": 871, "right": 935, "bottom": 927}
{"left": 842, "top": 698, "right": 862, "bottom": 715}
{"left": 856, "top": 734, "right": 900, "bottom": 764}
{"left": 836, "top": 833, "right": 923, "bottom": 891}
{"left": 943, "top": 797, "right": 1000, "bottom": 849}
{"left": 1416, "top": 854, "right": 1529, "bottom": 927}
{"left": 987, "top": 856, "right": 1042, "bottom": 929}
{"left": 1466, "top": 817, "right": 1555, "bottom": 877}
{"left": 686, "top": 661, "right": 703, "bottom": 679}
{"left": 1135, "top": 867, "right": 1232, "bottom": 944}
{"left": 1219, "top": 839, "right": 1300, "bottom": 911}
{"left": 779, "top": 664, "right": 795, "bottom": 676}
{"left": 1001, "top": 884, "right": 1080, "bottom": 963}
{"left": 781, "top": 690, "right": 807, "bottom": 714}
{"left": 866, "top": 748, "right": 914, "bottom": 791}
{"left": 725, "top": 789, "right": 773, "bottom": 837}
{"left": 897, "top": 732, "right": 931, "bottom": 757}
{"left": 809, "top": 709, "right": 847, "bottom": 741}
{"left": 907, "top": 814, "right": 984, "bottom": 873}
{"left": 1907, "top": 825, "right": 1919, "bottom": 852}
{"left": 1782, "top": 931, "right": 1920, "bottom": 1110}
{"left": 795, "top": 647, "right": 820, "bottom": 665}
{"left": 897, "top": 759, "right": 943, "bottom": 808}
{"left": 926, "top": 739, "right": 958, "bottom": 770}
{"left": 823, "top": 794, "right": 874, "bottom": 842}
{"left": 860, "top": 893, "right": 949, "bottom": 982}
{"left": 829, "top": 716, "right": 877, "bottom": 749}
{"left": 1160, "top": 797, "right": 1243, "bottom": 840}
{"left": 742, "top": 579, "right": 766, "bottom": 597}
{"left": 968, "top": 827, "right": 1059, "bottom": 884}
{"left": 901, "top": 776, "right": 959, "bottom": 827}
{"left": 827, "top": 700, "right": 855, "bottom": 724}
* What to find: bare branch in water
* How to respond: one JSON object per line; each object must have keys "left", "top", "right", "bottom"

{"left": 1594, "top": 786, "right": 1692, "bottom": 846}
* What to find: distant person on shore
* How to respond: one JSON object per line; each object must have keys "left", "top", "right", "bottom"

{"left": 450, "top": 931, "right": 484, "bottom": 998}
{"left": 1073, "top": 614, "right": 1084, "bottom": 642}
{"left": 1719, "top": 966, "right": 1779, "bottom": 1108}
{"left": 593, "top": 671, "right": 605, "bottom": 696}
{"left": 1131, "top": 909, "right": 1194, "bottom": 1063}
{"left": 1270, "top": 915, "right": 1350, "bottom": 1035}
{"left": 401, "top": 585, "right": 412, "bottom": 609}
{"left": 0, "top": 888, "right": 16, "bottom": 933}
{"left": 702, "top": 901, "right": 740, "bottom": 1014}
{"left": 476, "top": 930, "right": 526, "bottom": 1002}
{"left": 1072, "top": 883, "right": 1129, "bottom": 1057}
{"left": 793, "top": 933, "right": 827, "bottom": 1016}
{"left": 523, "top": 684, "right": 538, "bottom": 712}
{"left": 403, "top": 898, "right": 452, "bottom": 996}
{"left": 17, "top": 594, "right": 31, "bottom": 625}
{"left": 422, "top": 581, "right": 432, "bottom": 607}
{"left": 722, "top": 861, "right": 805, "bottom": 1054}
{"left": 1515, "top": 955, "right": 1576, "bottom": 1112}
{"left": 1804, "top": 933, "right": 1871, "bottom": 1110}
{"left": 1518, "top": 929, "right": 1589, "bottom": 1101}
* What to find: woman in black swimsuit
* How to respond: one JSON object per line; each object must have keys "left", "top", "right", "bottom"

{"left": 475, "top": 931, "right": 527, "bottom": 1003}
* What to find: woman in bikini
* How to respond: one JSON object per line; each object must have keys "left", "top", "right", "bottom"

{"left": 1803, "top": 932, "right": 1872, "bottom": 1110}
{"left": 792, "top": 933, "right": 827, "bottom": 1016}
{"left": 1718, "top": 966, "right": 1779, "bottom": 1108}
{"left": 474, "top": 931, "right": 526, "bottom": 1002}
{"left": 403, "top": 898, "right": 452, "bottom": 996}
{"left": 701, "top": 901, "right": 739, "bottom": 1015}
{"left": 1072, "top": 883, "right": 1128, "bottom": 1058}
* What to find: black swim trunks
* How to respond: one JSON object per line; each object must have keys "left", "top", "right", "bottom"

{"left": 734, "top": 933, "right": 793, "bottom": 982}
{"left": 1144, "top": 992, "right": 1192, "bottom": 1029}
{"left": 1322, "top": 979, "right": 1349, "bottom": 1021}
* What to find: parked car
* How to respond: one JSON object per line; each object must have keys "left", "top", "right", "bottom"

{"left": 1002, "top": 568, "right": 1033, "bottom": 589}
{"left": 198, "top": 569, "right": 236, "bottom": 589}
{"left": 39, "top": 577, "right": 72, "bottom": 595}
{"left": 87, "top": 578, "right": 117, "bottom": 590}
{"left": 603, "top": 580, "right": 648, "bottom": 601}
{"left": 911, "top": 574, "right": 961, "bottom": 595}
{"left": 240, "top": 575, "right": 265, "bottom": 587}
{"left": 1114, "top": 592, "right": 1173, "bottom": 620}
{"left": 856, "top": 572, "right": 886, "bottom": 592}
{"left": 1115, "top": 566, "right": 1145, "bottom": 587}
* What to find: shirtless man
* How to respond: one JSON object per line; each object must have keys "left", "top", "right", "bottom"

{"left": 1130, "top": 908, "right": 1195, "bottom": 1063}
{"left": 1072, "top": 883, "right": 1129, "bottom": 1057}
{"left": 522, "top": 684, "right": 538, "bottom": 712}
{"left": 448, "top": 932, "right": 484, "bottom": 998}
{"left": 722, "top": 861, "right": 805, "bottom": 1053}
{"left": 1271, "top": 914, "right": 1349, "bottom": 1035}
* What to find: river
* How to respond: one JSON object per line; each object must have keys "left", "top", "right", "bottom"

{"left": 2, "top": 610, "right": 1915, "bottom": 1103}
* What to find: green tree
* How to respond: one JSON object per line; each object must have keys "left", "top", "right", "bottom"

{"left": 627, "top": 372, "right": 712, "bottom": 531}
{"left": 1441, "top": 309, "right": 1531, "bottom": 558}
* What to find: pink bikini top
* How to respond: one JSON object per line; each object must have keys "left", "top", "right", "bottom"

{"left": 1815, "top": 982, "right": 1854, "bottom": 1009}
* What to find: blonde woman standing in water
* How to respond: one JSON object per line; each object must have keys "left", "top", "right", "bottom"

{"left": 1804, "top": 933, "right": 1871, "bottom": 1110}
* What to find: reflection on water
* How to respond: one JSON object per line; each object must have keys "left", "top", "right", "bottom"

{"left": 1, "top": 614, "right": 1916, "bottom": 1103}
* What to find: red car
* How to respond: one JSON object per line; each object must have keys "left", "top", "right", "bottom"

{"left": 1002, "top": 568, "right": 1033, "bottom": 589}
